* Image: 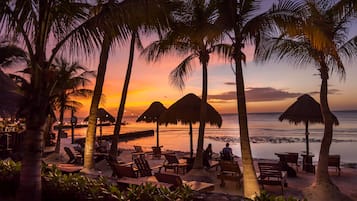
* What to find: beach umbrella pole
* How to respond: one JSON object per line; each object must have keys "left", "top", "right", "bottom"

{"left": 99, "top": 119, "right": 103, "bottom": 144}
{"left": 189, "top": 122, "right": 193, "bottom": 159}
{"left": 305, "top": 121, "right": 309, "bottom": 155}
{"left": 156, "top": 121, "right": 159, "bottom": 147}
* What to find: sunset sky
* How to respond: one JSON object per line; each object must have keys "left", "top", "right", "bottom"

{"left": 63, "top": 1, "right": 357, "bottom": 119}
{"left": 74, "top": 36, "right": 357, "bottom": 118}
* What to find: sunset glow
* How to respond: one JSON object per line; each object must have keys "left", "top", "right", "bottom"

{"left": 72, "top": 41, "right": 357, "bottom": 119}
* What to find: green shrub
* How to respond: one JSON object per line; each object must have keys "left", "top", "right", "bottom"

{"left": 253, "top": 191, "right": 306, "bottom": 201}
{"left": 0, "top": 160, "right": 194, "bottom": 201}
{"left": 0, "top": 160, "right": 21, "bottom": 195}
{"left": 115, "top": 183, "right": 193, "bottom": 201}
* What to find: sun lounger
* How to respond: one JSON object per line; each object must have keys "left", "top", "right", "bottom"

{"left": 134, "top": 157, "right": 163, "bottom": 177}
{"left": 328, "top": 155, "right": 341, "bottom": 176}
{"left": 154, "top": 172, "right": 215, "bottom": 192}
{"left": 257, "top": 162, "right": 287, "bottom": 194}
{"left": 163, "top": 154, "right": 188, "bottom": 174}
{"left": 64, "top": 146, "right": 83, "bottom": 164}
{"left": 217, "top": 160, "right": 242, "bottom": 188}
{"left": 43, "top": 161, "right": 83, "bottom": 174}
{"left": 131, "top": 145, "right": 146, "bottom": 160}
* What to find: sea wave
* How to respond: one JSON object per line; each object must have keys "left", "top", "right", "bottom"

{"left": 206, "top": 136, "right": 357, "bottom": 144}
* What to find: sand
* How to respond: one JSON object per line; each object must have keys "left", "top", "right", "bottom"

{"left": 44, "top": 141, "right": 357, "bottom": 201}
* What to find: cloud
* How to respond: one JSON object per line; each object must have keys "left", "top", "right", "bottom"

{"left": 224, "top": 82, "right": 235, "bottom": 85}
{"left": 208, "top": 87, "right": 302, "bottom": 102}
{"left": 309, "top": 89, "right": 341, "bottom": 95}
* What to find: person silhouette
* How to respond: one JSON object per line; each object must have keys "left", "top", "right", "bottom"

{"left": 221, "top": 143, "right": 233, "bottom": 161}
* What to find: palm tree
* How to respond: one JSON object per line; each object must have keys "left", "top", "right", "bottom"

{"left": 51, "top": 58, "right": 94, "bottom": 154}
{"left": 82, "top": 0, "right": 179, "bottom": 169}
{"left": 142, "top": 0, "right": 225, "bottom": 169}
{"left": 0, "top": 1, "right": 102, "bottom": 200}
{"left": 215, "top": 0, "right": 305, "bottom": 198}
{"left": 109, "top": 1, "right": 179, "bottom": 159}
{"left": 255, "top": 0, "right": 357, "bottom": 199}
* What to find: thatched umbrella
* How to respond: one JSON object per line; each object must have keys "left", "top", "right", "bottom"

{"left": 0, "top": 70, "right": 23, "bottom": 117}
{"left": 84, "top": 108, "right": 115, "bottom": 141}
{"left": 279, "top": 94, "right": 339, "bottom": 155}
{"left": 159, "top": 93, "right": 222, "bottom": 158}
{"left": 136, "top": 101, "right": 167, "bottom": 147}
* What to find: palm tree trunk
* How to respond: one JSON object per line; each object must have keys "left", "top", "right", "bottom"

{"left": 16, "top": 104, "right": 48, "bottom": 201}
{"left": 235, "top": 51, "right": 260, "bottom": 198}
{"left": 193, "top": 55, "right": 208, "bottom": 169}
{"left": 316, "top": 66, "right": 335, "bottom": 185}
{"left": 110, "top": 32, "right": 136, "bottom": 159}
{"left": 83, "top": 36, "right": 111, "bottom": 170}
{"left": 55, "top": 102, "right": 65, "bottom": 153}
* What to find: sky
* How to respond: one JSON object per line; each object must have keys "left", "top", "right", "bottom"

{"left": 73, "top": 34, "right": 357, "bottom": 119}
{"left": 69, "top": 0, "right": 357, "bottom": 118}
{"left": 16, "top": 0, "right": 354, "bottom": 119}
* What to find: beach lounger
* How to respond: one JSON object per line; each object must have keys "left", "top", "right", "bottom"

{"left": 151, "top": 146, "right": 162, "bottom": 159}
{"left": 106, "top": 157, "right": 138, "bottom": 178}
{"left": 217, "top": 160, "right": 242, "bottom": 188}
{"left": 328, "top": 155, "right": 341, "bottom": 176}
{"left": 42, "top": 161, "right": 83, "bottom": 174}
{"left": 257, "top": 162, "right": 287, "bottom": 194}
{"left": 163, "top": 154, "right": 188, "bottom": 174}
{"left": 134, "top": 157, "right": 163, "bottom": 177}
{"left": 64, "top": 146, "right": 83, "bottom": 164}
{"left": 154, "top": 172, "right": 215, "bottom": 192}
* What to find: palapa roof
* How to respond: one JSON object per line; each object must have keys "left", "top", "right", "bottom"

{"left": 159, "top": 93, "right": 222, "bottom": 127}
{"left": 279, "top": 94, "right": 339, "bottom": 125}
{"left": 84, "top": 108, "right": 115, "bottom": 123}
{"left": 136, "top": 101, "right": 167, "bottom": 123}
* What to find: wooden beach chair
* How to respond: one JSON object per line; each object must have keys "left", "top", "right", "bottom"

{"left": 151, "top": 146, "right": 162, "bottom": 159}
{"left": 64, "top": 146, "right": 82, "bottom": 164}
{"left": 217, "top": 160, "right": 242, "bottom": 188}
{"left": 134, "top": 157, "right": 162, "bottom": 177}
{"left": 106, "top": 157, "right": 138, "bottom": 178}
{"left": 154, "top": 172, "right": 215, "bottom": 192}
{"left": 257, "top": 162, "right": 287, "bottom": 194}
{"left": 328, "top": 155, "right": 341, "bottom": 176}
{"left": 131, "top": 145, "right": 146, "bottom": 160}
{"left": 163, "top": 154, "right": 188, "bottom": 174}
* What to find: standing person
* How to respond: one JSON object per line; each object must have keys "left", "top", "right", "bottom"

{"left": 221, "top": 143, "right": 233, "bottom": 161}
{"left": 203, "top": 143, "right": 213, "bottom": 169}
{"left": 205, "top": 143, "right": 213, "bottom": 159}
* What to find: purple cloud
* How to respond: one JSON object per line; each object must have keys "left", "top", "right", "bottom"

{"left": 208, "top": 87, "right": 302, "bottom": 102}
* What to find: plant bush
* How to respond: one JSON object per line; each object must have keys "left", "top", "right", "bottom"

{"left": 253, "top": 191, "right": 306, "bottom": 201}
{"left": 0, "top": 160, "right": 21, "bottom": 195}
{"left": 0, "top": 160, "right": 194, "bottom": 201}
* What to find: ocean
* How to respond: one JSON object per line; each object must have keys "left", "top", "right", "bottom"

{"left": 63, "top": 111, "right": 357, "bottom": 164}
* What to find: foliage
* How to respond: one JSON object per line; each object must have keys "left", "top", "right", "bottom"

{"left": 0, "top": 160, "right": 194, "bottom": 201}
{"left": 253, "top": 191, "right": 306, "bottom": 201}
{"left": 0, "top": 160, "right": 21, "bottom": 195}
{"left": 115, "top": 183, "right": 193, "bottom": 201}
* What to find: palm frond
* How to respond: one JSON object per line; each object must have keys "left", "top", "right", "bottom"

{"left": 169, "top": 54, "right": 196, "bottom": 90}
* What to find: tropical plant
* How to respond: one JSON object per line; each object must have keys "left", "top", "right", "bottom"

{"left": 142, "top": 0, "right": 226, "bottom": 169}
{"left": 50, "top": 57, "right": 94, "bottom": 154}
{"left": 0, "top": 1, "right": 103, "bottom": 200}
{"left": 0, "top": 41, "right": 27, "bottom": 66}
{"left": 215, "top": 0, "right": 305, "bottom": 198}
{"left": 83, "top": 0, "right": 180, "bottom": 169}
{"left": 109, "top": 1, "right": 180, "bottom": 159}
{"left": 255, "top": 0, "right": 357, "bottom": 199}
